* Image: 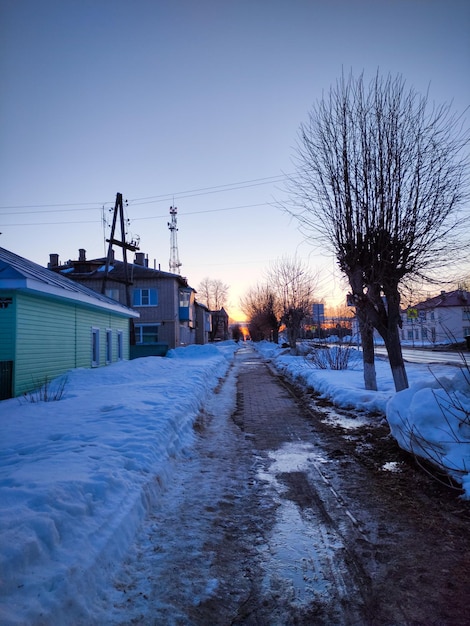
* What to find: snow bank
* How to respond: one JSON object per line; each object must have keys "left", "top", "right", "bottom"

{"left": 387, "top": 368, "right": 470, "bottom": 495}
{"left": 0, "top": 342, "right": 239, "bottom": 625}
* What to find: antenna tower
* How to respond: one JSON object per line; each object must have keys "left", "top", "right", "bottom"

{"left": 168, "top": 205, "right": 182, "bottom": 274}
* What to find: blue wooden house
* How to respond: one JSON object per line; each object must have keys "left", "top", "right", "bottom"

{"left": 0, "top": 247, "right": 139, "bottom": 399}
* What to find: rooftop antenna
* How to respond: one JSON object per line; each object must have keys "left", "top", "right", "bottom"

{"left": 168, "top": 205, "right": 182, "bottom": 274}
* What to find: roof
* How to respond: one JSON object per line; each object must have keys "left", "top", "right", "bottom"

{"left": 0, "top": 247, "right": 139, "bottom": 317}
{"left": 56, "top": 257, "right": 193, "bottom": 289}
{"left": 416, "top": 289, "right": 470, "bottom": 310}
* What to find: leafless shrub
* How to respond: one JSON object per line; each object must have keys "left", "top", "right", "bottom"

{"left": 304, "top": 343, "right": 353, "bottom": 370}
{"left": 21, "top": 376, "right": 68, "bottom": 403}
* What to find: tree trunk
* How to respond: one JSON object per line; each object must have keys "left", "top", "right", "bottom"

{"left": 380, "top": 290, "right": 409, "bottom": 392}
{"left": 358, "top": 314, "right": 377, "bottom": 391}
{"left": 383, "top": 324, "right": 409, "bottom": 391}
{"left": 272, "top": 327, "right": 279, "bottom": 344}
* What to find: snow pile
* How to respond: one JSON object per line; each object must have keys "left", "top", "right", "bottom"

{"left": 0, "top": 342, "right": 238, "bottom": 625}
{"left": 255, "top": 341, "right": 470, "bottom": 497}
{"left": 387, "top": 368, "right": 470, "bottom": 494}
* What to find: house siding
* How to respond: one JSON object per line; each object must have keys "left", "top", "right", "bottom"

{"left": 12, "top": 293, "right": 130, "bottom": 397}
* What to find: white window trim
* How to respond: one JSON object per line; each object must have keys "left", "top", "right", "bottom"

{"left": 106, "top": 328, "right": 113, "bottom": 364}
{"left": 91, "top": 327, "right": 100, "bottom": 367}
{"left": 117, "top": 330, "right": 124, "bottom": 360}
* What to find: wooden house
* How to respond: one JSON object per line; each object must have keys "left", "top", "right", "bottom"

{"left": 195, "top": 301, "right": 212, "bottom": 345}
{"left": 0, "top": 247, "right": 138, "bottom": 399}
{"left": 48, "top": 250, "right": 199, "bottom": 357}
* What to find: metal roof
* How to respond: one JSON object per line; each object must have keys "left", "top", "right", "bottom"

{"left": 0, "top": 247, "right": 139, "bottom": 317}
{"left": 416, "top": 289, "right": 470, "bottom": 310}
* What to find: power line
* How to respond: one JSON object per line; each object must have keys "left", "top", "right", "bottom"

{"left": 0, "top": 202, "right": 275, "bottom": 227}
{"left": 0, "top": 173, "right": 293, "bottom": 212}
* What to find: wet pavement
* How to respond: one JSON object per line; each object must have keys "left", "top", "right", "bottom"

{"left": 107, "top": 345, "right": 470, "bottom": 626}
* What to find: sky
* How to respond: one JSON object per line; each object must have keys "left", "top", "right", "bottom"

{"left": 1, "top": 0, "right": 469, "bottom": 320}
{"left": 1, "top": 340, "right": 468, "bottom": 623}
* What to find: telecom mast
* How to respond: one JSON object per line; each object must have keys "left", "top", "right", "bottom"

{"left": 168, "top": 205, "right": 182, "bottom": 274}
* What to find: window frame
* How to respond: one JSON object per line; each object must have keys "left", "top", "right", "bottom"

{"left": 117, "top": 330, "right": 124, "bottom": 360}
{"left": 133, "top": 288, "right": 158, "bottom": 307}
{"left": 135, "top": 323, "right": 161, "bottom": 345}
{"left": 105, "top": 328, "right": 113, "bottom": 364}
{"left": 91, "top": 327, "right": 100, "bottom": 367}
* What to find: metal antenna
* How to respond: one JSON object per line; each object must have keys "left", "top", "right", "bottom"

{"left": 168, "top": 205, "right": 182, "bottom": 274}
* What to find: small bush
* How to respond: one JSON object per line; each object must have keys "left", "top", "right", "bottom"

{"left": 304, "top": 343, "right": 353, "bottom": 370}
{"left": 22, "top": 376, "right": 68, "bottom": 403}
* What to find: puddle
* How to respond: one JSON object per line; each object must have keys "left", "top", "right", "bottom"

{"left": 261, "top": 500, "right": 338, "bottom": 605}
{"left": 257, "top": 442, "right": 344, "bottom": 608}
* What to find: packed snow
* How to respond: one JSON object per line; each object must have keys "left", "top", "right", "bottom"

{"left": 1, "top": 339, "right": 469, "bottom": 624}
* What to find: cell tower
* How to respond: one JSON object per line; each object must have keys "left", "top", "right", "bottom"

{"left": 168, "top": 205, "right": 182, "bottom": 274}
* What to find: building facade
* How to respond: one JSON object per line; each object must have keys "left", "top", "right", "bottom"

{"left": 401, "top": 289, "right": 470, "bottom": 346}
{"left": 48, "top": 250, "right": 200, "bottom": 356}
{"left": 0, "top": 247, "right": 138, "bottom": 399}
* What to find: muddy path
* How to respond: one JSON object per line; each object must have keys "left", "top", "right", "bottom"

{"left": 105, "top": 346, "right": 470, "bottom": 625}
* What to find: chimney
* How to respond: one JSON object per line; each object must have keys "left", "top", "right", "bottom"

{"left": 135, "top": 252, "right": 145, "bottom": 266}
{"left": 49, "top": 253, "right": 59, "bottom": 268}
{"left": 79, "top": 249, "right": 86, "bottom": 262}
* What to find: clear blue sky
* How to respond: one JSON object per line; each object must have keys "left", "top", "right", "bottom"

{"left": 1, "top": 0, "right": 469, "bottom": 319}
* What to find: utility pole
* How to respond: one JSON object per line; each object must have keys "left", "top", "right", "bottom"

{"left": 101, "top": 192, "right": 139, "bottom": 307}
{"left": 168, "top": 205, "right": 182, "bottom": 274}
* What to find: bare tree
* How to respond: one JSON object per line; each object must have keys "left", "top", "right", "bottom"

{"left": 267, "top": 256, "right": 317, "bottom": 351}
{"left": 197, "top": 277, "right": 229, "bottom": 311}
{"left": 289, "top": 72, "right": 469, "bottom": 391}
{"left": 240, "top": 283, "right": 280, "bottom": 342}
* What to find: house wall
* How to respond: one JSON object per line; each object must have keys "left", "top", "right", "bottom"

{"left": 11, "top": 292, "right": 130, "bottom": 397}
{"left": 80, "top": 276, "right": 176, "bottom": 347}
{"left": 401, "top": 306, "right": 469, "bottom": 344}
{"left": 57, "top": 269, "right": 200, "bottom": 351}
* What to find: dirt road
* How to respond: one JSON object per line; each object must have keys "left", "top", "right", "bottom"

{"left": 107, "top": 345, "right": 470, "bottom": 625}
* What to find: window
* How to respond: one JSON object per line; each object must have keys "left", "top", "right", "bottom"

{"left": 422, "top": 328, "right": 428, "bottom": 339}
{"left": 407, "top": 330, "right": 413, "bottom": 340}
{"left": 105, "top": 289, "right": 120, "bottom": 302}
{"left": 135, "top": 324, "right": 160, "bottom": 344}
{"left": 106, "top": 329, "right": 112, "bottom": 363}
{"left": 92, "top": 328, "right": 100, "bottom": 367}
{"left": 179, "top": 290, "right": 191, "bottom": 307}
{"left": 463, "top": 327, "right": 470, "bottom": 337}
{"left": 133, "top": 288, "right": 158, "bottom": 307}
{"left": 117, "top": 331, "right": 124, "bottom": 360}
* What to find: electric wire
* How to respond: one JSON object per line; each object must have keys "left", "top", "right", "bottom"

{"left": 2, "top": 202, "right": 274, "bottom": 227}
{"left": 0, "top": 173, "right": 292, "bottom": 213}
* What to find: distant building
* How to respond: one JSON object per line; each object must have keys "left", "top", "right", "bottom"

{"left": 401, "top": 289, "right": 470, "bottom": 345}
{"left": 195, "top": 301, "right": 212, "bottom": 345}
{"left": 0, "top": 247, "right": 138, "bottom": 399}
{"left": 210, "top": 307, "right": 229, "bottom": 341}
